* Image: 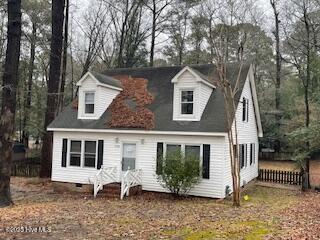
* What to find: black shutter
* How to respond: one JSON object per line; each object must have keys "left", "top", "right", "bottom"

{"left": 239, "top": 144, "right": 243, "bottom": 169}
{"left": 62, "top": 139, "right": 67, "bottom": 167}
{"left": 242, "top": 98, "right": 246, "bottom": 121}
{"left": 250, "top": 144, "right": 252, "bottom": 165}
{"left": 156, "top": 142, "right": 163, "bottom": 175}
{"left": 97, "top": 140, "right": 104, "bottom": 169}
{"left": 202, "top": 144, "right": 210, "bottom": 179}
{"left": 246, "top": 99, "right": 249, "bottom": 122}
{"left": 245, "top": 144, "right": 248, "bottom": 167}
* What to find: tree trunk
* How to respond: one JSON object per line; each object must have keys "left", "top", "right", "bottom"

{"left": 270, "top": 0, "right": 282, "bottom": 153}
{"left": 0, "top": 0, "right": 22, "bottom": 207}
{"left": 58, "top": 0, "right": 69, "bottom": 112}
{"left": 301, "top": 5, "right": 311, "bottom": 191}
{"left": 149, "top": 6, "right": 156, "bottom": 67}
{"left": 22, "top": 22, "right": 37, "bottom": 148}
{"left": 40, "top": 0, "right": 65, "bottom": 178}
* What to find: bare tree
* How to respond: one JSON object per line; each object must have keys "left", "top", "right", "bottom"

{"left": 21, "top": 0, "right": 50, "bottom": 147}
{"left": 58, "top": 0, "right": 69, "bottom": 111}
{"left": 163, "top": 0, "right": 193, "bottom": 65}
{"left": 106, "top": 0, "right": 149, "bottom": 68}
{"left": 76, "top": 0, "right": 108, "bottom": 76}
{"left": 204, "top": 0, "right": 256, "bottom": 206}
{"left": 0, "top": 0, "right": 22, "bottom": 207}
{"left": 283, "top": 0, "right": 320, "bottom": 189}
{"left": 40, "top": 0, "right": 65, "bottom": 178}
{"left": 143, "top": 0, "right": 173, "bottom": 66}
{"left": 270, "top": 0, "right": 282, "bottom": 152}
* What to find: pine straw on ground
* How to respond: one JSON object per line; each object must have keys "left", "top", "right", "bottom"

{"left": 0, "top": 177, "right": 319, "bottom": 240}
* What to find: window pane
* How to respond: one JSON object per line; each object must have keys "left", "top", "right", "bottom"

{"left": 85, "top": 104, "right": 94, "bottom": 114}
{"left": 71, "top": 141, "right": 81, "bottom": 153}
{"left": 166, "top": 144, "right": 181, "bottom": 155}
{"left": 85, "top": 141, "right": 96, "bottom": 154}
{"left": 123, "top": 144, "right": 136, "bottom": 158}
{"left": 122, "top": 157, "right": 135, "bottom": 171}
{"left": 181, "top": 103, "right": 193, "bottom": 114}
{"left": 85, "top": 93, "right": 94, "bottom": 103}
{"left": 185, "top": 145, "right": 200, "bottom": 160}
{"left": 181, "top": 91, "right": 193, "bottom": 102}
{"left": 84, "top": 154, "right": 96, "bottom": 167}
{"left": 70, "top": 154, "right": 81, "bottom": 166}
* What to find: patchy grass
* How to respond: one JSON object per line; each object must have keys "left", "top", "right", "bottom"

{"left": 0, "top": 177, "right": 319, "bottom": 239}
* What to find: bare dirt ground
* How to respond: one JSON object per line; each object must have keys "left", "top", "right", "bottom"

{"left": 259, "top": 160, "right": 297, "bottom": 171}
{"left": 0, "top": 177, "right": 319, "bottom": 240}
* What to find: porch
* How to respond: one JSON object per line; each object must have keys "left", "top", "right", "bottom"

{"left": 89, "top": 166, "right": 142, "bottom": 199}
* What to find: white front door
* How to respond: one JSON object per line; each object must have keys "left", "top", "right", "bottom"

{"left": 122, "top": 143, "right": 136, "bottom": 171}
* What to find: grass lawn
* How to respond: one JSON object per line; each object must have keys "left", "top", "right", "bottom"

{"left": 0, "top": 178, "right": 319, "bottom": 240}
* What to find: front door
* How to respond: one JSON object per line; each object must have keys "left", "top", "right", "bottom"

{"left": 122, "top": 143, "right": 136, "bottom": 171}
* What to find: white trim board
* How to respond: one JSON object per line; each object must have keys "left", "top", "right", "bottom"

{"left": 47, "top": 128, "right": 228, "bottom": 137}
{"left": 171, "top": 66, "right": 216, "bottom": 88}
{"left": 76, "top": 72, "right": 123, "bottom": 91}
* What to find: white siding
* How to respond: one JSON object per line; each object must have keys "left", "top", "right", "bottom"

{"left": 78, "top": 75, "right": 120, "bottom": 120}
{"left": 52, "top": 131, "right": 227, "bottom": 198}
{"left": 96, "top": 86, "right": 119, "bottom": 117}
{"left": 199, "top": 83, "right": 213, "bottom": 116}
{"left": 223, "top": 74, "right": 259, "bottom": 194}
{"left": 172, "top": 70, "right": 212, "bottom": 121}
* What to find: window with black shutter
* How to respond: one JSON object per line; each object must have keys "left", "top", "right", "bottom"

{"left": 250, "top": 143, "right": 255, "bottom": 165}
{"left": 202, "top": 145, "right": 210, "bottom": 179}
{"left": 97, "top": 140, "right": 104, "bottom": 169}
{"left": 242, "top": 98, "right": 246, "bottom": 121}
{"left": 239, "top": 144, "right": 245, "bottom": 169}
{"left": 156, "top": 142, "right": 163, "bottom": 174}
{"left": 242, "top": 97, "right": 249, "bottom": 122}
{"left": 62, "top": 139, "right": 67, "bottom": 167}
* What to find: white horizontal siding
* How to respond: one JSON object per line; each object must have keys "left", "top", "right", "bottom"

{"left": 224, "top": 74, "right": 259, "bottom": 193}
{"left": 78, "top": 75, "right": 120, "bottom": 119}
{"left": 199, "top": 83, "right": 213, "bottom": 116}
{"left": 52, "top": 131, "right": 227, "bottom": 198}
{"left": 96, "top": 86, "right": 119, "bottom": 118}
{"left": 172, "top": 70, "right": 212, "bottom": 121}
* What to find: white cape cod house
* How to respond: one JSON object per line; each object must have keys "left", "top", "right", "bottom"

{"left": 48, "top": 63, "right": 263, "bottom": 199}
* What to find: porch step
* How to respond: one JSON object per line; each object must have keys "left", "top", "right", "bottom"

{"left": 99, "top": 183, "right": 121, "bottom": 198}
{"left": 96, "top": 183, "right": 143, "bottom": 198}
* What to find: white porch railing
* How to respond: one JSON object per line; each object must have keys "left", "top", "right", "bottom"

{"left": 120, "top": 169, "right": 142, "bottom": 200}
{"left": 89, "top": 166, "right": 118, "bottom": 198}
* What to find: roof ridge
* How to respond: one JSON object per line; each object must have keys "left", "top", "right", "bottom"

{"left": 102, "top": 63, "right": 215, "bottom": 72}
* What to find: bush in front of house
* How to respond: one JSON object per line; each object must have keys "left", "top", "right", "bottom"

{"left": 157, "top": 150, "right": 201, "bottom": 196}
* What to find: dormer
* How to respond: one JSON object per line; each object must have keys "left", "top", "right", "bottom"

{"left": 76, "top": 72, "right": 122, "bottom": 120}
{"left": 172, "top": 66, "right": 215, "bottom": 121}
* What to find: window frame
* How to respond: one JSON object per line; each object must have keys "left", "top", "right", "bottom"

{"left": 121, "top": 142, "right": 137, "bottom": 171}
{"left": 69, "top": 140, "right": 82, "bottom": 167}
{"left": 68, "top": 139, "right": 98, "bottom": 169}
{"left": 84, "top": 91, "right": 95, "bottom": 115}
{"left": 84, "top": 141, "right": 97, "bottom": 168}
{"left": 180, "top": 90, "right": 194, "bottom": 115}
{"left": 163, "top": 143, "right": 204, "bottom": 178}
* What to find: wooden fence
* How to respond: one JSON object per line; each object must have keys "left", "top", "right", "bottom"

{"left": 11, "top": 158, "right": 40, "bottom": 177}
{"left": 258, "top": 169, "right": 302, "bottom": 185}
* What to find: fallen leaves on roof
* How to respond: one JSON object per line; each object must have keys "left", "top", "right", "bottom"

{"left": 107, "top": 75, "right": 155, "bottom": 130}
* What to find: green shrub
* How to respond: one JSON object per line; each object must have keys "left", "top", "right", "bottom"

{"left": 157, "top": 149, "right": 201, "bottom": 196}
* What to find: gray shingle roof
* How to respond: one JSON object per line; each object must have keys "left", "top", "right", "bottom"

{"left": 49, "top": 63, "right": 251, "bottom": 133}
{"left": 90, "top": 71, "right": 122, "bottom": 89}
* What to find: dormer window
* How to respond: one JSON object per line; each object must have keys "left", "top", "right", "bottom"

{"left": 85, "top": 92, "right": 95, "bottom": 114}
{"left": 181, "top": 90, "right": 194, "bottom": 115}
